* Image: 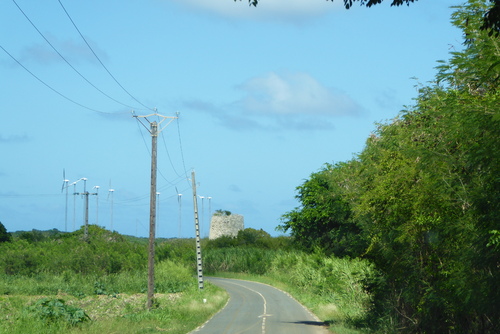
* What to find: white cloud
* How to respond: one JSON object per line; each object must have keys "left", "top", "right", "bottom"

{"left": 181, "top": 71, "right": 362, "bottom": 131}
{"left": 171, "top": 0, "right": 340, "bottom": 21}
{"left": 238, "top": 71, "right": 361, "bottom": 116}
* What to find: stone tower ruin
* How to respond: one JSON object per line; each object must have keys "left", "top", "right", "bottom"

{"left": 209, "top": 212, "right": 244, "bottom": 240}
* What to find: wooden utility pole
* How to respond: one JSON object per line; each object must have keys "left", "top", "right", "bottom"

{"left": 73, "top": 178, "right": 98, "bottom": 241}
{"left": 191, "top": 170, "right": 204, "bottom": 290}
{"left": 133, "top": 112, "right": 177, "bottom": 310}
{"left": 147, "top": 120, "right": 158, "bottom": 309}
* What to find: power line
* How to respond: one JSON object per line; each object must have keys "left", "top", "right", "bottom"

{"left": 11, "top": 0, "right": 139, "bottom": 111}
{"left": 160, "top": 130, "right": 182, "bottom": 178}
{"left": 175, "top": 112, "right": 192, "bottom": 187}
{"left": 57, "top": 0, "right": 155, "bottom": 111}
{"left": 1, "top": 44, "right": 110, "bottom": 114}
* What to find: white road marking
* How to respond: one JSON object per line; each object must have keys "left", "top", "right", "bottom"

{"left": 224, "top": 280, "right": 270, "bottom": 334}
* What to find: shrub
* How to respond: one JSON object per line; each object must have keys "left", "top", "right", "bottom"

{"left": 25, "top": 298, "right": 90, "bottom": 326}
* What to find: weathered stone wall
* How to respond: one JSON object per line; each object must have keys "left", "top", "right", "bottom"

{"left": 209, "top": 214, "right": 244, "bottom": 240}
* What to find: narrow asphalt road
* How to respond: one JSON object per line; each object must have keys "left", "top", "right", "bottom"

{"left": 190, "top": 277, "right": 329, "bottom": 334}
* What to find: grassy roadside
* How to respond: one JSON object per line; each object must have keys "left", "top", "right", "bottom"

{"left": 0, "top": 259, "right": 229, "bottom": 334}
{"left": 0, "top": 282, "right": 227, "bottom": 334}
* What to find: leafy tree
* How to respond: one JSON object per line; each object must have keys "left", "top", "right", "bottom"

{"left": 279, "top": 161, "right": 368, "bottom": 257}
{"left": 0, "top": 222, "right": 11, "bottom": 243}
{"left": 437, "top": 0, "right": 500, "bottom": 95}
{"left": 18, "top": 229, "right": 46, "bottom": 243}
{"left": 355, "top": 85, "right": 500, "bottom": 332}
{"left": 350, "top": 1, "right": 500, "bottom": 326}
{"left": 236, "top": 228, "right": 270, "bottom": 246}
{"left": 277, "top": 1, "right": 500, "bottom": 331}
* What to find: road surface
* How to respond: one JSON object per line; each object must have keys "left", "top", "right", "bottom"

{"left": 190, "top": 277, "right": 329, "bottom": 334}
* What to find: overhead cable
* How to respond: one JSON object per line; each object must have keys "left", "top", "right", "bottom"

{"left": 57, "top": 0, "right": 155, "bottom": 111}
{"left": 175, "top": 113, "right": 192, "bottom": 187}
{"left": 1, "top": 44, "right": 109, "bottom": 114}
{"left": 11, "top": 0, "right": 139, "bottom": 111}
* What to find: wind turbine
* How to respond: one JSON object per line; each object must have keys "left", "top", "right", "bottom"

{"left": 71, "top": 177, "right": 85, "bottom": 231}
{"left": 61, "top": 169, "right": 69, "bottom": 232}
{"left": 107, "top": 181, "right": 114, "bottom": 231}
{"left": 93, "top": 186, "right": 100, "bottom": 225}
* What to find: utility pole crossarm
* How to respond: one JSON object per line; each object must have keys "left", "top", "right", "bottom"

{"left": 132, "top": 112, "right": 178, "bottom": 135}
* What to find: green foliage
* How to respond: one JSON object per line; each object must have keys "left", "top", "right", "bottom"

{"left": 25, "top": 298, "right": 90, "bottom": 327}
{"left": 155, "top": 260, "right": 195, "bottom": 293}
{"left": 267, "top": 251, "right": 377, "bottom": 326}
{"left": 353, "top": 77, "right": 500, "bottom": 333}
{"left": 276, "top": 2, "right": 500, "bottom": 332}
{"left": 14, "top": 229, "right": 63, "bottom": 243}
{"left": 17, "top": 230, "right": 47, "bottom": 243}
{"left": 0, "top": 230, "right": 229, "bottom": 334}
{"left": 1, "top": 279, "right": 228, "bottom": 334}
{"left": 0, "top": 222, "right": 12, "bottom": 243}
{"left": 204, "top": 247, "right": 276, "bottom": 275}
{"left": 156, "top": 238, "right": 197, "bottom": 271}
{"left": 279, "top": 162, "right": 368, "bottom": 257}
{"left": 206, "top": 235, "right": 238, "bottom": 248}
{"left": 0, "top": 225, "right": 147, "bottom": 276}
{"left": 213, "top": 209, "right": 231, "bottom": 216}
{"left": 205, "top": 228, "right": 292, "bottom": 250}
{"left": 437, "top": 0, "right": 500, "bottom": 95}
{"left": 487, "top": 230, "right": 500, "bottom": 249}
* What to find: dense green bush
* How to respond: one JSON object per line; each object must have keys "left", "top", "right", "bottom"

{"left": 155, "top": 260, "right": 196, "bottom": 293}
{"left": 205, "top": 228, "right": 293, "bottom": 251}
{"left": 0, "top": 225, "right": 147, "bottom": 276}
{"left": 204, "top": 247, "right": 277, "bottom": 275}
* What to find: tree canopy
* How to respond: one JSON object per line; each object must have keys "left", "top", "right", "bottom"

{"left": 279, "top": 0, "right": 500, "bottom": 332}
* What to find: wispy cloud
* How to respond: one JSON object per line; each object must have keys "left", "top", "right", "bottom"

{"left": 171, "top": 0, "right": 340, "bottom": 22}
{"left": 19, "top": 34, "right": 106, "bottom": 65}
{"left": 182, "top": 71, "right": 363, "bottom": 131}
{"left": 228, "top": 184, "right": 242, "bottom": 192}
{"left": 0, "top": 134, "right": 30, "bottom": 143}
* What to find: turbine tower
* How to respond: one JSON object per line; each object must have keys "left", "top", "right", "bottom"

{"left": 108, "top": 182, "right": 114, "bottom": 231}
{"left": 61, "top": 169, "right": 69, "bottom": 232}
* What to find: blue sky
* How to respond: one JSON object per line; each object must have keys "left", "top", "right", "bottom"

{"left": 1, "top": 0, "right": 462, "bottom": 238}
